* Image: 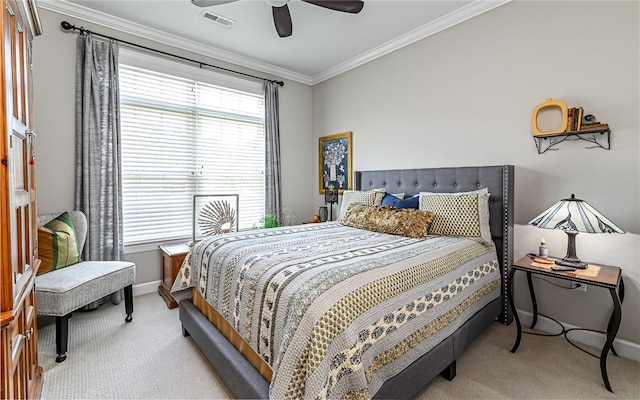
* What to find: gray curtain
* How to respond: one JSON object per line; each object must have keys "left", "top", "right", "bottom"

{"left": 264, "top": 81, "right": 282, "bottom": 221}
{"left": 74, "top": 33, "right": 123, "bottom": 306}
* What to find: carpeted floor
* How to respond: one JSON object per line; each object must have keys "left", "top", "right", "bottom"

{"left": 38, "top": 293, "right": 640, "bottom": 399}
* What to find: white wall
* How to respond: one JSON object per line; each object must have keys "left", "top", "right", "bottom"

{"left": 312, "top": 1, "right": 640, "bottom": 349}
{"left": 32, "top": 8, "right": 313, "bottom": 285}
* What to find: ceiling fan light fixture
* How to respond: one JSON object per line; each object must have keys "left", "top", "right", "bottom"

{"left": 266, "top": 0, "right": 289, "bottom": 7}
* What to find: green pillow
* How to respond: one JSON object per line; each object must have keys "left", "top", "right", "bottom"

{"left": 37, "top": 212, "right": 82, "bottom": 275}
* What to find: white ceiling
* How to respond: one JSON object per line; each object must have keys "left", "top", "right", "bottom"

{"left": 38, "top": 0, "right": 509, "bottom": 85}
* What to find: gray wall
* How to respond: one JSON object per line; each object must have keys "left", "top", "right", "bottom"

{"left": 312, "top": 1, "right": 639, "bottom": 347}
{"left": 32, "top": 8, "right": 313, "bottom": 287}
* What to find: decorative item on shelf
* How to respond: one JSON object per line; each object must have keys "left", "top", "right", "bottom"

{"left": 192, "top": 194, "right": 239, "bottom": 242}
{"left": 579, "top": 113, "right": 610, "bottom": 131}
{"left": 531, "top": 98, "right": 569, "bottom": 136}
{"left": 530, "top": 98, "right": 611, "bottom": 153}
{"left": 324, "top": 181, "right": 339, "bottom": 221}
{"left": 528, "top": 194, "right": 625, "bottom": 269}
{"left": 319, "top": 132, "right": 352, "bottom": 194}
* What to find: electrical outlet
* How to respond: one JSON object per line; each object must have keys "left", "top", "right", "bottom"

{"left": 572, "top": 282, "right": 587, "bottom": 292}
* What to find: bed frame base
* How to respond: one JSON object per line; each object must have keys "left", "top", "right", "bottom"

{"left": 440, "top": 360, "right": 456, "bottom": 381}
{"left": 180, "top": 296, "right": 500, "bottom": 399}
{"left": 180, "top": 299, "right": 269, "bottom": 399}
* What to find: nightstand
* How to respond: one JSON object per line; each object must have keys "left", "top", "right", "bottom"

{"left": 507, "top": 255, "right": 624, "bottom": 392}
{"left": 158, "top": 242, "right": 190, "bottom": 309}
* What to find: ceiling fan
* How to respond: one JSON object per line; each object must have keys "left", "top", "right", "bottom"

{"left": 191, "top": 0, "right": 364, "bottom": 38}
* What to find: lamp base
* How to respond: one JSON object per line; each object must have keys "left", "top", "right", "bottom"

{"left": 557, "top": 230, "right": 588, "bottom": 269}
{"left": 554, "top": 258, "right": 588, "bottom": 269}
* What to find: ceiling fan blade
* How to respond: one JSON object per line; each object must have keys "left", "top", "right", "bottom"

{"left": 302, "top": 0, "right": 364, "bottom": 14}
{"left": 272, "top": 5, "right": 293, "bottom": 38}
{"left": 191, "top": 0, "right": 238, "bottom": 7}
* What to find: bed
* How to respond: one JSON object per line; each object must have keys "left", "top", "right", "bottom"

{"left": 171, "top": 165, "right": 514, "bottom": 399}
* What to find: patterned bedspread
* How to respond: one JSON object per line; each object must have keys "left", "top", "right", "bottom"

{"left": 171, "top": 222, "right": 500, "bottom": 399}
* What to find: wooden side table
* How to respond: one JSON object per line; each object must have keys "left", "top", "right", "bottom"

{"left": 158, "top": 242, "right": 190, "bottom": 309}
{"left": 508, "top": 255, "right": 623, "bottom": 392}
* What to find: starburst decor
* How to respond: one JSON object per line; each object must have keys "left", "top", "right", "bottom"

{"left": 192, "top": 194, "right": 239, "bottom": 242}
{"left": 198, "top": 200, "right": 236, "bottom": 235}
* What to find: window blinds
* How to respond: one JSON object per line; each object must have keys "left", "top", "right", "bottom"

{"left": 119, "top": 64, "right": 265, "bottom": 245}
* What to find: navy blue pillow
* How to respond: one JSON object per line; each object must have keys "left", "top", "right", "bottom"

{"left": 395, "top": 195, "right": 419, "bottom": 209}
{"left": 381, "top": 193, "right": 402, "bottom": 207}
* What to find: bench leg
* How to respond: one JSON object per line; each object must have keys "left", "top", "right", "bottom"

{"left": 55, "top": 314, "right": 70, "bottom": 362}
{"left": 124, "top": 284, "right": 133, "bottom": 322}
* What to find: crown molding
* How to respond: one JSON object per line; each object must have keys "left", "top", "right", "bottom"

{"left": 37, "top": 0, "right": 313, "bottom": 85}
{"left": 310, "top": 0, "right": 511, "bottom": 85}
{"left": 37, "top": 0, "right": 509, "bottom": 87}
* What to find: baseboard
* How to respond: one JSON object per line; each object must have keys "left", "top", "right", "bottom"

{"left": 517, "top": 309, "right": 640, "bottom": 362}
{"left": 133, "top": 280, "right": 161, "bottom": 297}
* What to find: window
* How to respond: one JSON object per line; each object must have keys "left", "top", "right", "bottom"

{"left": 119, "top": 51, "right": 265, "bottom": 245}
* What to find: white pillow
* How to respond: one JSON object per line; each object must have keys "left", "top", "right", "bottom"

{"left": 338, "top": 190, "right": 386, "bottom": 222}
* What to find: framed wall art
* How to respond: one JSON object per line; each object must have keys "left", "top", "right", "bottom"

{"left": 319, "top": 131, "right": 352, "bottom": 194}
{"left": 192, "top": 194, "right": 239, "bottom": 242}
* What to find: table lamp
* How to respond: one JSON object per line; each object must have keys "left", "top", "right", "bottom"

{"left": 528, "top": 194, "right": 624, "bottom": 269}
{"left": 324, "top": 181, "right": 338, "bottom": 221}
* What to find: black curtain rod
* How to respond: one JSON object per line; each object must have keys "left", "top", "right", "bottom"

{"left": 60, "top": 21, "right": 284, "bottom": 87}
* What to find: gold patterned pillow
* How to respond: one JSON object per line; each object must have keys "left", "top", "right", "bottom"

{"left": 338, "top": 190, "right": 386, "bottom": 222}
{"left": 341, "top": 203, "right": 435, "bottom": 238}
{"left": 418, "top": 190, "right": 492, "bottom": 244}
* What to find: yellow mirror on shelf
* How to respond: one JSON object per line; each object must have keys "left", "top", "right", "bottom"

{"left": 531, "top": 98, "right": 568, "bottom": 136}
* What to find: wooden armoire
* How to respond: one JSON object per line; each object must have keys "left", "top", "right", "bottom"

{"left": 1, "top": 0, "right": 42, "bottom": 398}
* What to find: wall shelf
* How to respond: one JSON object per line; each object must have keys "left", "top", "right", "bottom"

{"left": 533, "top": 127, "right": 611, "bottom": 154}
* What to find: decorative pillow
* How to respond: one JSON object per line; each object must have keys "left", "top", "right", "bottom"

{"left": 370, "top": 188, "right": 390, "bottom": 203}
{"left": 394, "top": 195, "right": 419, "bottom": 209}
{"left": 381, "top": 193, "right": 403, "bottom": 207}
{"left": 338, "top": 190, "right": 386, "bottom": 222}
{"left": 341, "top": 203, "right": 435, "bottom": 238}
{"left": 37, "top": 212, "right": 82, "bottom": 275}
{"left": 380, "top": 193, "right": 404, "bottom": 207}
{"left": 419, "top": 189, "right": 492, "bottom": 244}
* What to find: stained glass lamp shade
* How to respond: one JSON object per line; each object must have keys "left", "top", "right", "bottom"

{"left": 528, "top": 194, "right": 624, "bottom": 268}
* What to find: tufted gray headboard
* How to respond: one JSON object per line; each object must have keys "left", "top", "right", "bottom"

{"left": 355, "top": 165, "right": 514, "bottom": 324}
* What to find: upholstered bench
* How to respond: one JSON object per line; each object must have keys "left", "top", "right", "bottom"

{"left": 36, "top": 211, "right": 135, "bottom": 362}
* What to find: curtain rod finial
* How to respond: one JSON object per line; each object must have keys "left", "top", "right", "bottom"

{"left": 61, "top": 21, "right": 73, "bottom": 30}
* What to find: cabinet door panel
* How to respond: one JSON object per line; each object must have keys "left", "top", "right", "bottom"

{"left": 4, "top": 0, "right": 33, "bottom": 306}
{"left": 1, "top": 1, "right": 42, "bottom": 399}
